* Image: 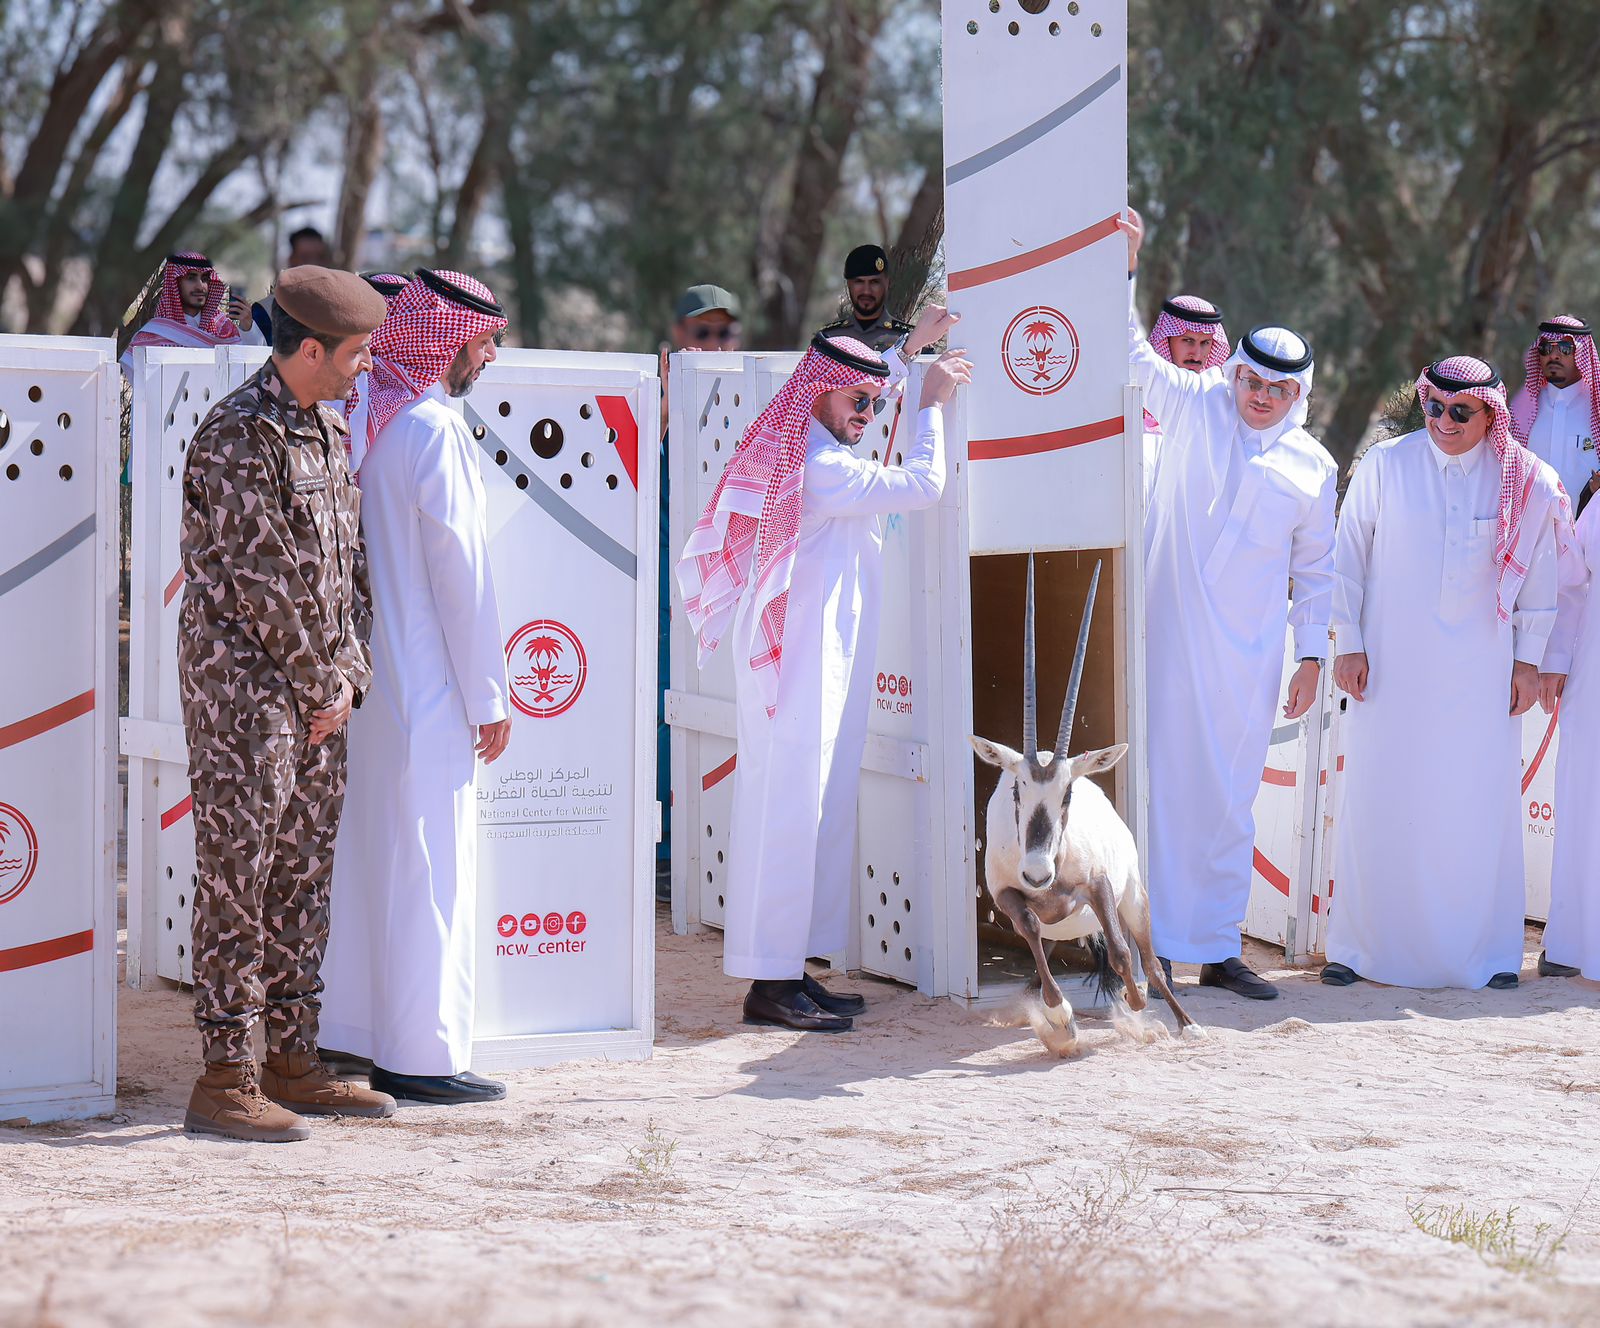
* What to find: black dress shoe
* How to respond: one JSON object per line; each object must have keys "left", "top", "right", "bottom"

{"left": 803, "top": 971, "right": 866, "bottom": 1016}
{"left": 1486, "top": 971, "right": 1519, "bottom": 990}
{"left": 1320, "top": 962, "right": 1361, "bottom": 986}
{"left": 743, "top": 981, "right": 852, "bottom": 1032}
{"left": 1199, "top": 956, "right": 1279, "bottom": 1000}
{"left": 1539, "top": 951, "right": 1580, "bottom": 978}
{"left": 317, "top": 1046, "right": 373, "bottom": 1075}
{"left": 369, "top": 1067, "right": 507, "bottom": 1104}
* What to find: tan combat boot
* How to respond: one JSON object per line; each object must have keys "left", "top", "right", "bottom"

{"left": 261, "top": 1050, "right": 397, "bottom": 1119}
{"left": 185, "top": 1062, "right": 311, "bottom": 1143}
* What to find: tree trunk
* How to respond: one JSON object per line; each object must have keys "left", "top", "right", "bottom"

{"left": 442, "top": 112, "right": 503, "bottom": 269}
{"left": 27, "top": 62, "right": 148, "bottom": 331}
{"left": 335, "top": 84, "right": 385, "bottom": 271}
{"left": 754, "top": 0, "right": 888, "bottom": 349}
{"left": 0, "top": 3, "right": 156, "bottom": 314}
{"left": 887, "top": 164, "right": 944, "bottom": 319}
{"left": 73, "top": 23, "right": 193, "bottom": 336}
{"left": 500, "top": 161, "right": 543, "bottom": 345}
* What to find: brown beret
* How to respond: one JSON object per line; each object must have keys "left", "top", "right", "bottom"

{"left": 274, "top": 265, "right": 388, "bottom": 337}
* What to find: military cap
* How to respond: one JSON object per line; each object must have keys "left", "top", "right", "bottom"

{"left": 844, "top": 244, "right": 888, "bottom": 280}
{"left": 674, "top": 283, "right": 742, "bottom": 322}
{"left": 274, "top": 265, "right": 388, "bottom": 336}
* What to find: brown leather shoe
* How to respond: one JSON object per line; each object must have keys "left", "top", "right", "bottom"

{"left": 261, "top": 1051, "right": 397, "bottom": 1119}
{"left": 185, "top": 1062, "right": 311, "bottom": 1143}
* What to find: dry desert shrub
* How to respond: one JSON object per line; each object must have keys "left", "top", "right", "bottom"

{"left": 964, "top": 1158, "right": 1198, "bottom": 1328}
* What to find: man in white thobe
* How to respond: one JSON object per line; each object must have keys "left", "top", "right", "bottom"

{"left": 1324, "top": 356, "right": 1566, "bottom": 990}
{"left": 1138, "top": 287, "right": 1231, "bottom": 505}
{"left": 678, "top": 330, "right": 970, "bottom": 1031}
{"left": 321, "top": 268, "right": 513, "bottom": 1102}
{"left": 119, "top": 251, "right": 257, "bottom": 376}
{"left": 1122, "top": 215, "right": 1336, "bottom": 1001}
{"left": 1509, "top": 315, "right": 1600, "bottom": 516}
{"left": 1536, "top": 497, "right": 1600, "bottom": 979}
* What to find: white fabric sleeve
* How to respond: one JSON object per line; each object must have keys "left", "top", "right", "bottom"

{"left": 1331, "top": 446, "right": 1381, "bottom": 655}
{"left": 804, "top": 407, "right": 946, "bottom": 519}
{"left": 1543, "top": 511, "right": 1593, "bottom": 674}
{"left": 1128, "top": 282, "right": 1205, "bottom": 436}
{"left": 237, "top": 323, "right": 267, "bottom": 347}
{"left": 1512, "top": 499, "right": 1561, "bottom": 667}
{"left": 881, "top": 343, "right": 910, "bottom": 402}
{"left": 1287, "top": 467, "right": 1338, "bottom": 660}
{"left": 414, "top": 426, "right": 511, "bottom": 726}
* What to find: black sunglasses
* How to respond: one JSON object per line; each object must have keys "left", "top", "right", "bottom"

{"left": 689, "top": 324, "right": 740, "bottom": 345}
{"left": 1537, "top": 337, "right": 1578, "bottom": 358}
{"left": 846, "top": 392, "right": 889, "bottom": 418}
{"left": 1425, "top": 399, "right": 1484, "bottom": 424}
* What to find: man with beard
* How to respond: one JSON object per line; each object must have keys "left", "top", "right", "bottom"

{"left": 1510, "top": 315, "right": 1600, "bottom": 515}
{"left": 179, "top": 265, "right": 394, "bottom": 1142}
{"left": 121, "top": 251, "right": 253, "bottom": 372}
{"left": 819, "top": 245, "right": 915, "bottom": 354}
{"left": 1140, "top": 289, "right": 1231, "bottom": 503}
{"left": 320, "top": 269, "right": 514, "bottom": 1104}
{"left": 678, "top": 332, "right": 971, "bottom": 1030}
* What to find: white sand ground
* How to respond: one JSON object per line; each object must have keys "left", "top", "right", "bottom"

{"left": 4, "top": 916, "right": 1600, "bottom": 1328}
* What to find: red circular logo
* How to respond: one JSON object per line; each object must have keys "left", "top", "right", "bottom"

{"left": 507, "top": 619, "right": 588, "bottom": 719}
{"left": 519, "top": 912, "right": 541, "bottom": 937}
{"left": 497, "top": 913, "right": 518, "bottom": 938}
{"left": 544, "top": 911, "right": 565, "bottom": 936}
{"left": 0, "top": 802, "right": 39, "bottom": 906}
{"left": 1001, "top": 305, "right": 1080, "bottom": 396}
{"left": 566, "top": 911, "right": 587, "bottom": 935}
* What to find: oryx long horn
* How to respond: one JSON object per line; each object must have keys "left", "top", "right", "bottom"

{"left": 1022, "top": 552, "right": 1038, "bottom": 761}
{"left": 1054, "top": 559, "right": 1102, "bottom": 764}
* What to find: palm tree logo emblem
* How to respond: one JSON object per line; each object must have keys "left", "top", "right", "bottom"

{"left": 0, "top": 802, "right": 39, "bottom": 906}
{"left": 1002, "top": 306, "right": 1080, "bottom": 396}
{"left": 506, "top": 620, "right": 588, "bottom": 718}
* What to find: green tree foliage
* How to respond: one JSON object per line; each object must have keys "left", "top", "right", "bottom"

{"left": 1131, "top": 0, "right": 1600, "bottom": 468}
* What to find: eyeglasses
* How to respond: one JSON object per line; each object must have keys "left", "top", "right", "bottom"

{"left": 1537, "top": 337, "right": 1578, "bottom": 358}
{"left": 688, "top": 324, "right": 739, "bottom": 345}
{"left": 1425, "top": 399, "right": 1484, "bottom": 424}
{"left": 1237, "top": 371, "right": 1298, "bottom": 402}
{"left": 845, "top": 391, "right": 888, "bottom": 418}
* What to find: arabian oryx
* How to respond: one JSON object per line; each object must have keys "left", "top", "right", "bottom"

{"left": 970, "top": 557, "right": 1197, "bottom": 1056}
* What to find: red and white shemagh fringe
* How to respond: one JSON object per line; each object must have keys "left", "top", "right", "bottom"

{"left": 359, "top": 270, "right": 506, "bottom": 446}
{"left": 1515, "top": 314, "right": 1600, "bottom": 446}
{"left": 1145, "top": 296, "right": 1229, "bottom": 431}
{"left": 677, "top": 337, "right": 882, "bottom": 718}
{"left": 130, "top": 253, "right": 240, "bottom": 348}
{"left": 1416, "top": 356, "right": 1570, "bottom": 624}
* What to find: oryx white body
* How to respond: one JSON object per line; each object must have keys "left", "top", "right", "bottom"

{"left": 982, "top": 764, "right": 1138, "bottom": 943}
{"left": 970, "top": 556, "right": 1196, "bottom": 1054}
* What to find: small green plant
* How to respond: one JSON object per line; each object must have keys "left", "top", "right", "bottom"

{"left": 625, "top": 1122, "right": 680, "bottom": 1185}
{"left": 1407, "top": 1200, "right": 1567, "bottom": 1276}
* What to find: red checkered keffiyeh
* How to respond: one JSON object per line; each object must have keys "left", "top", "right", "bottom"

{"left": 1417, "top": 355, "right": 1571, "bottom": 623}
{"left": 1510, "top": 315, "right": 1600, "bottom": 448}
{"left": 129, "top": 252, "right": 240, "bottom": 348}
{"left": 1145, "top": 295, "right": 1228, "bottom": 431}
{"left": 677, "top": 336, "right": 885, "bottom": 718}
{"left": 360, "top": 269, "right": 507, "bottom": 446}
{"left": 1151, "top": 296, "right": 1230, "bottom": 369}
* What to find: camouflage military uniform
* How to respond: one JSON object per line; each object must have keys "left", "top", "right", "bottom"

{"left": 179, "top": 361, "right": 371, "bottom": 1066}
{"left": 818, "top": 311, "right": 914, "bottom": 355}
